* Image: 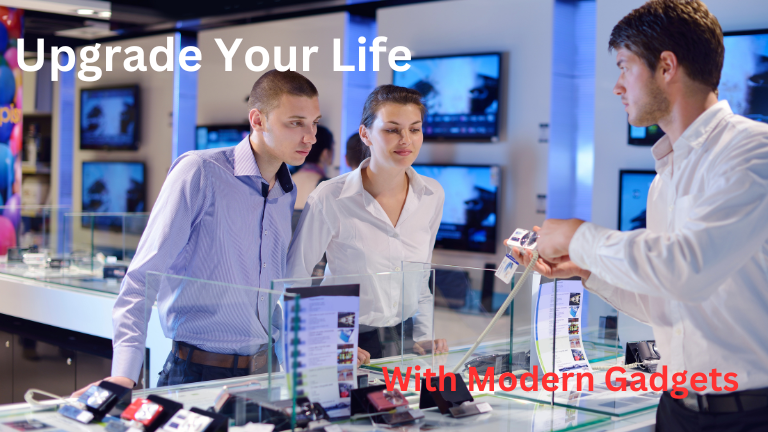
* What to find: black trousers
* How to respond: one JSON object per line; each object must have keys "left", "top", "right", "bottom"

{"left": 156, "top": 344, "right": 279, "bottom": 387}
{"left": 656, "top": 391, "right": 768, "bottom": 432}
{"left": 358, "top": 318, "right": 414, "bottom": 359}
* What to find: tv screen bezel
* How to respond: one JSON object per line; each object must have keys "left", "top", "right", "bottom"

{"left": 196, "top": 124, "right": 251, "bottom": 150}
{"left": 618, "top": 169, "right": 656, "bottom": 231}
{"left": 627, "top": 28, "right": 768, "bottom": 146}
{"left": 80, "top": 85, "right": 140, "bottom": 151}
{"left": 411, "top": 163, "right": 500, "bottom": 254}
{"left": 392, "top": 51, "right": 503, "bottom": 142}
{"left": 81, "top": 161, "right": 147, "bottom": 232}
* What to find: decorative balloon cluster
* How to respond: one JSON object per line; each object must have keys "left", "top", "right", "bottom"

{"left": 0, "top": 7, "right": 23, "bottom": 255}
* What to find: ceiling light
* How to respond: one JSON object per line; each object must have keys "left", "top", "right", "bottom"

{"left": 98, "top": 11, "right": 111, "bottom": 18}
{"left": 77, "top": 9, "right": 95, "bottom": 15}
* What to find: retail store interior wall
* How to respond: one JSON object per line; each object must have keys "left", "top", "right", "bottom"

{"left": 593, "top": 0, "right": 768, "bottom": 343}
{"left": 73, "top": 34, "right": 175, "bottom": 251}
{"left": 377, "top": 0, "right": 554, "bottom": 332}
{"left": 197, "top": 13, "right": 348, "bottom": 176}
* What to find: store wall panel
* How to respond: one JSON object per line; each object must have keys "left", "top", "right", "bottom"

{"left": 73, "top": 34, "right": 176, "bottom": 252}
{"left": 74, "top": 34, "right": 176, "bottom": 215}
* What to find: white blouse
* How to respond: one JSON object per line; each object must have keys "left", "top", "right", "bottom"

{"left": 287, "top": 158, "right": 445, "bottom": 341}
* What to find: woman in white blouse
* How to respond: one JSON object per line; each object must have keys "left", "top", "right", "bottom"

{"left": 287, "top": 85, "right": 447, "bottom": 363}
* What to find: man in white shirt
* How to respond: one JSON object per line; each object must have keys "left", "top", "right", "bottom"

{"left": 512, "top": 1, "right": 768, "bottom": 431}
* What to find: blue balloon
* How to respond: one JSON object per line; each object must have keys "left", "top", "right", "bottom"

{"left": 0, "top": 25, "right": 7, "bottom": 56}
{"left": 0, "top": 66, "right": 15, "bottom": 105}
{"left": 0, "top": 144, "right": 11, "bottom": 195}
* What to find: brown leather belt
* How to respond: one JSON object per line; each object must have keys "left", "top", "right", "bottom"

{"left": 172, "top": 341, "right": 269, "bottom": 371}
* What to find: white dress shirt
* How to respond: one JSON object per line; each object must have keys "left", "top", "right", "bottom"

{"left": 570, "top": 101, "right": 768, "bottom": 393}
{"left": 287, "top": 159, "right": 445, "bottom": 341}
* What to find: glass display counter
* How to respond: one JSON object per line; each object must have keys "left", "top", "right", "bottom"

{"left": 0, "top": 266, "right": 659, "bottom": 431}
{"left": 0, "top": 209, "right": 149, "bottom": 295}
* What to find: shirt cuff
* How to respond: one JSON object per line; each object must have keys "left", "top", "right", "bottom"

{"left": 582, "top": 272, "right": 618, "bottom": 297}
{"left": 111, "top": 345, "right": 145, "bottom": 384}
{"left": 568, "top": 222, "right": 611, "bottom": 270}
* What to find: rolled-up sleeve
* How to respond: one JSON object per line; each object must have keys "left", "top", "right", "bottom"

{"left": 111, "top": 155, "right": 210, "bottom": 382}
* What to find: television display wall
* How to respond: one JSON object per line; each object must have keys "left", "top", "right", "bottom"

{"left": 81, "top": 86, "right": 139, "bottom": 150}
{"left": 618, "top": 170, "right": 655, "bottom": 231}
{"left": 196, "top": 125, "right": 250, "bottom": 150}
{"left": 393, "top": 53, "right": 501, "bottom": 140}
{"left": 411, "top": 165, "right": 499, "bottom": 253}
{"left": 82, "top": 162, "right": 146, "bottom": 232}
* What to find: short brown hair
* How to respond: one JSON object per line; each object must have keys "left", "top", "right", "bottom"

{"left": 360, "top": 84, "right": 426, "bottom": 129}
{"left": 248, "top": 70, "right": 318, "bottom": 116}
{"left": 608, "top": 0, "right": 724, "bottom": 91}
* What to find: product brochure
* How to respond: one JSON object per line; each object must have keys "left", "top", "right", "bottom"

{"left": 285, "top": 284, "right": 360, "bottom": 418}
{"left": 534, "top": 280, "right": 591, "bottom": 375}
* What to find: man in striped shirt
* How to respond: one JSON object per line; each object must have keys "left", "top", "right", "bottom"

{"left": 76, "top": 70, "right": 322, "bottom": 393}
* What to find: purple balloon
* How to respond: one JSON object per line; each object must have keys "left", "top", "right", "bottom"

{"left": 2, "top": 192, "right": 19, "bottom": 228}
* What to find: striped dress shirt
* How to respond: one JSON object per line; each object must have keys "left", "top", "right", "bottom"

{"left": 111, "top": 137, "right": 296, "bottom": 383}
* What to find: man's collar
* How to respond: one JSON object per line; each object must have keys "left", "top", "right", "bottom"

{"left": 338, "top": 158, "right": 434, "bottom": 200}
{"left": 649, "top": 100, "right": 732, "bottom": 161}
{"left": 234, "top": 136, "right": 294, "bottom": 193}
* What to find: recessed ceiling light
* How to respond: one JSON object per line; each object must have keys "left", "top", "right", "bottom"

{"left": 77, "top": 9, "right": 95, "bottom": 15}
{"left": 98, "top": 11, "right": 111, "bottom": 18}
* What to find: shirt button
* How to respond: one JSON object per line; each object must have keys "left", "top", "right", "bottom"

{"left": 675, "top": 328, "right": 682, "bottom": 336}
{"left": 260, "top": 296, "right": 264, "bottom": 301}
{"left": 393, "top": 302, "right": 397, "bottom": 307}
{"left": 265, "top": 230, "right": 268, "bottom": 235}
{"left": 263, "top": 263, "right": 267, "bottom": 268}
{"left": 394, "top": 266, "right": 401, "bottom": 271}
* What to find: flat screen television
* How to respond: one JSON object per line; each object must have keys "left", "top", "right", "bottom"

{"left": 411, "top": 164, "right": 499, "bottom": 253}
{"left": 628, "top": 124, "right": 664, "bottom": 145}
{"left": 82, "top": 161, "right": 146, "bottom": 232}
{"left": 628, "top": 29, "right": 768, "bottom": 145}
{"left": 618, "top": 170, "right": 655, "bottom": 231}
{"left": 392, "top": 52, "right": 502, "bottom": 140}
{"left": 80, "top": 86, "right": 139, "bottom": 150}
{"left": 196, "top": 125, "right": 250, "bottom": 150}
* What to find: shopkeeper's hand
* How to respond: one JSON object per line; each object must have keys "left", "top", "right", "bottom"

{"left": 535, "top": 219, "right": 585, "bottom": 262}
{"left": 71, "top": 376, "right": 135, "bottom": 398}
{"left": 357, "top": 348, "right": 371, "bottom": 366}
{"left": 413, "top": 339, "right": 449, "bottom": 356}
{"left": 507, "top": 229, "right": 590, "bottom": 281}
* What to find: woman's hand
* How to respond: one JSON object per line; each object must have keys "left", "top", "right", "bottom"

{"left": 413, "top": 339, "right": 449, "bottom": 355}
{"left": 357, "top": 347, "right": 371, "bottom": 366}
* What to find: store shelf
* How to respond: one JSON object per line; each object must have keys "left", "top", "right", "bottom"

{"left": 21, "top": 163, "right": 51, "bottom": 175}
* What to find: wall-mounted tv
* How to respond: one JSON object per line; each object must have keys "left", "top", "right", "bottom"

{"left": 411, "top": 164, "right": 499, "bottom": 253}
{"left": 81, "top": 86, "right": 139, "bottom": 150}
{"left": 629, "top": 29, "right": 768, "bottom": 145}
{"left": 82, "top": 161, "right": 146, "bottom": 232}
{"left": 618, "top": 170, "right": 655, "bottom": 231}
{"left": 720, "top": 29, "right": 768, "bottom": 122}
{"left": 393, "top": 52, "right": 502, "bottom": 141}
{"left": 628, "top": 124, "right": 664, "bottom": 145}
{"left": 196, "top": 125, "right": 250, "bottom": 150}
